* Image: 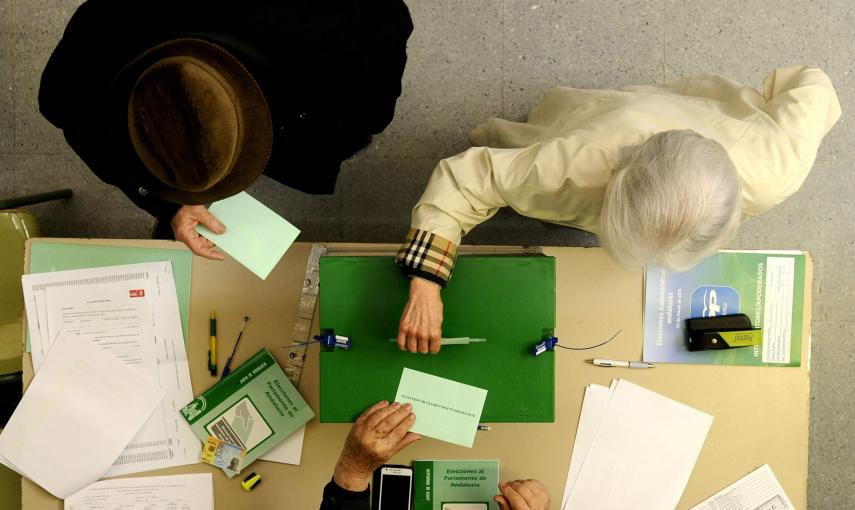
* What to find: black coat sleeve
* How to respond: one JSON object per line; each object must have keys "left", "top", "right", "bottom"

{"left": 319, "top": 479, "right": 371, "bottom": 510}
{"left": 39, "top": 0, "right": 186, "bottom": 222}
{"left": 353, "top": 0, "right": 414, "bottom": 134}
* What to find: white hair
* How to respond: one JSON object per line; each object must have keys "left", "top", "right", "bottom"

{"left": 598, "top": 130, "right": 742, "bottom": 271}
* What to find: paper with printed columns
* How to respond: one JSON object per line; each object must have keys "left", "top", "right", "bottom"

{"left": 394, "top": 368, "right": 487, "bottom": 448}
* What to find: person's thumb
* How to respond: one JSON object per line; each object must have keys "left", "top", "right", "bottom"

{"left": 494, "top": 495, "right": 511, "bottom": 510}
{"left": 194, "top": 207, "right": 225, "bottom": 234}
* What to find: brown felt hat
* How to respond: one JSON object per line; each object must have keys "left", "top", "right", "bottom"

{"left": 113, "top": 38, "right": 272, "bottom": 204}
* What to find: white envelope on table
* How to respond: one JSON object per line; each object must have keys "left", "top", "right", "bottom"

{"left": 0, "top": 331, "right": 164, "bottom": 499}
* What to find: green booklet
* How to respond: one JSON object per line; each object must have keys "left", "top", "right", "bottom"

{"left": 414, "top": 460, "right": 499, "bottom": 510}
{"left": 180, "top": 349, "right": 314, "bottom": 468}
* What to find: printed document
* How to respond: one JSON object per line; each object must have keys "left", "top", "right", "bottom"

{"left": 0, "top": 332, "right": 164, "bottom": 499}
{"left": 689, "top": 464, "right": 793, "bottom": 510}
{"left": 65, "top": 473, "right": 214, "bottom": 510}
{"left": 563, "top": 379, "right": 713, "bottom": 510}
{"left": 394, "top": 367, "right": 487, "bottom": 448}
{"left": 22, "top": 261, "right": 200, "bottom": 475}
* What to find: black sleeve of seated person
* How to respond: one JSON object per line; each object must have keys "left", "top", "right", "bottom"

{"left": 319, "top": 479, "right": 371, "bottom": 510}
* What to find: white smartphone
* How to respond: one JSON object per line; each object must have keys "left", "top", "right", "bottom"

{"left": 378, "top": 466, "right": 413, "bottom": 509}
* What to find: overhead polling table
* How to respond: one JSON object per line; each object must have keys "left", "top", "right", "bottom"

{"left": 20, "top": 239, "right": 812, "bottom": 509}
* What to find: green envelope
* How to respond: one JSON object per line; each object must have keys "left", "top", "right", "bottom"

{"left": 319, "top": 255, "right": 556, "bottom": 423}
{"left": 197, "top": 192, "right": 300, "bottom": 280}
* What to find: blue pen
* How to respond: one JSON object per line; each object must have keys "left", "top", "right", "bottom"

{"left": 221, "top": 316, "right": 249, "bottom": 380}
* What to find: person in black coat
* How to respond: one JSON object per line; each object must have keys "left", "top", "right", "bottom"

{"left": 321, "top": 401, "right": 551, "bottom": 510}
{"left": 39, "top": 0, "right": 412, "bottom": 257}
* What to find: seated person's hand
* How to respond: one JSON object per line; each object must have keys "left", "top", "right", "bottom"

{"left": 333, "top": 401, "right": 422, "bottom": 491}
{"left": 495, "top": 479, "right": 550, "bottom": 510}
{"left": 171, "top": 205, "right": 226, "bottom": 260}
{"left": 397, "top": 276, "right": 443, "bottom": 354}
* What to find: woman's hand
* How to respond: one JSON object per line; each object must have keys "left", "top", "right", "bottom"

{"left": 494, "top": 479, "right": 550, "bottom": 510}
{"left": 397, "top": 277, "right": 443, "bottom": 354}
{"left": 333, "top": 401, "right": 421, "bottom": 491}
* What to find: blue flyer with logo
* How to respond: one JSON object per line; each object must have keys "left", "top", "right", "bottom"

{"left": 642, "top": 251, "right": 806, "bottom": 366}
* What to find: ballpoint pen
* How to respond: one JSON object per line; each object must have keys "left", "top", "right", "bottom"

{"left": 586, "top": 359, "right": 655, "bottom": 368}
{"left": 209, "top": 311, "right": 217, "bottom": 376}
{"left": 221, "top": 316, "right": 249, "bottom": 380}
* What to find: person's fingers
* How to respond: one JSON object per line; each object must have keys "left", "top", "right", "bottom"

{"left": 509, "top": 480, "right": 537, "bottom": 504}
{"left": 355, "top": 401, "right": 389, "bottom": 426}
{"left": 196, "top": 237, "right": 226, "bottom": 260}
{"left": 406, "top": 334, "right": 418, "bottom": 353}
{"left": 376, "top": 403, "right": 413, "bottom": 436}
{"left": 428, "top": 333, "right": 442, "bottom": 354}
{"left": 493, "top": 495, "right": 511, "bottom": 510}
{"left": 396, "top": 327, "right": 407, "bottom": 351}
{"left": 177, "top": 229, "right": 221, "bottom": 260}
{"left": 499, "top": 482, "right": 529, "bottom": 509}
{"left": 190, "top": 236, "right": 225, "bottom": 260}
{"left": 193, "top": 207, "right": 225, "bottom": 234}
{"left": 384, "top": 409, "right": 416, "bottom": 442}
{"left": 523, "top": 479, "right": 549, "bottom": 500}
{"left": 397, "top": 431, "right": 422, "bottom": 449}
{"left": 418, "top": 335, "right": 429, "bottom": 354}
{"left": 364, "top": 402, "right": 402, "bottom": 430}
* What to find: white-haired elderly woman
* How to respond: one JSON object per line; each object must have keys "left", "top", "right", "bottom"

{"left": 395, "top": 65, "right": 840, "bottom": 354}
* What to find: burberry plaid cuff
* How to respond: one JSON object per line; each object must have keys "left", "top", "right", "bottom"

{"left": 396, "top": 229, "right": 458, "bottom": 286}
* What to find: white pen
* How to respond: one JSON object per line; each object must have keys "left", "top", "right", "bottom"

{"left": 586, "top": 359, "right": 655, "bottom": 368}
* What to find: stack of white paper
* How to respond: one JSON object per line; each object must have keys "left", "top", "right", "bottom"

{"left": 65, "top": 473, "right": 214, "bottom": 510}
{"left": 260, "top": 425, "right": 306, "bottom": 465}
{"left": 562, "top": 379, "right": 714, "bottom": 510}
{"left": 689, "top": 464, "right": 794, "bottom": 510}
{"left": 0, "top": 332, "right": 164, "bottom": 499}
{"left": 21, "top": 261, "right": 200, "bottom": 475}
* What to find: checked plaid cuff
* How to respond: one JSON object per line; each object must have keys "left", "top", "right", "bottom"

{"left": 395, "top": 229, "right": 458, "bottom": 286}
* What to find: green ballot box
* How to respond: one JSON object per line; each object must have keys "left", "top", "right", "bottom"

{"left": 319, "top": 256, "right": 556, "bottom": 423}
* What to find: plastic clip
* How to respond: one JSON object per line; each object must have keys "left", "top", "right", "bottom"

{"left": 533, "top": 336, "right": 559, "bottom": 356}
{"left": 314, "top": 330, "right": 351, "bottom": 350}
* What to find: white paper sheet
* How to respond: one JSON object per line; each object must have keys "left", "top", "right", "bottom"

{"left": 689, "top": 464, "right": 794, "bottom": 510}
{"left": 564, "top": 379, "right": 713, "bottom": 510}
{"left": 65, "top": 473, "right": 214, "bottom": 510}
{"left": 0, "top": 332, "right": 164, "bottom": 499}
{"left": 260, "top": 425, "right": 306, "bottom": 465}
{"left": 561, "top": 384, "right": 611, "bottom": 510}
{"left": 22, "top": 262, "right": 201, "bottom": 475}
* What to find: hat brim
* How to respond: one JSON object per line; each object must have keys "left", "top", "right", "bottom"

{"left": 108, "top": 38, "right": 272, "bottom": 205}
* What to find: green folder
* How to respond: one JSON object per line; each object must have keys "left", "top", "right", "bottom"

{"left": 26, "top": 240, "right": 192, "bottom": 349}
{"left": 319, "top": 256, "right": 555, "bottom": 423}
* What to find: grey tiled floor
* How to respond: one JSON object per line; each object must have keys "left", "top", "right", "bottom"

{"left": 0, "top": 1, "right": 852, "bottom": 507}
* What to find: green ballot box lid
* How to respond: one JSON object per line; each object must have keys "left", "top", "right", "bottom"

{"left": 319, "top": 256, "right": 556, "bottom": 423}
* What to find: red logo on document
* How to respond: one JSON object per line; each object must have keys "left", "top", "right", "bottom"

{"left": 129, "top": 289, "right": 145, "bottom": 298}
